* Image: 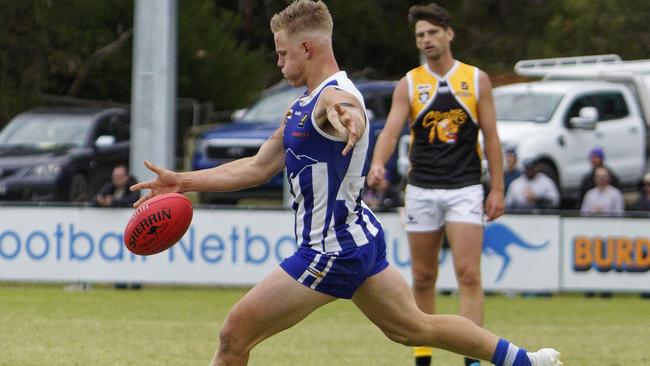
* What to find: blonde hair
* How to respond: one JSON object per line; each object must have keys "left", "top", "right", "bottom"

{"left": 270, "top": 0, "right": 333, "bottom": 37}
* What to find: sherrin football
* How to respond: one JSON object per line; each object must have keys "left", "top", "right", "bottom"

{"left": 123, "top": 193, "right": 193, "bottom": 256}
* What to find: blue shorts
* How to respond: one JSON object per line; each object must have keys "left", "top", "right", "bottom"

{"left": 280, "top": 231, "right": 389, "bottom": 299}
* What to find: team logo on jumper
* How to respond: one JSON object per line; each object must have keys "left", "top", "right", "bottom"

{"left": 285, "top": 109, "right": 293, "bottom": 121}
{"left": 421, "top": 108, "right": 468, "bottom": 143}
{"left": 298, "top": 113, "right": 309, "bottom": 128}
{"left": 285, "top": 149, "right": 319, "bottom": 179}
{"left": 417, "top": 84, "right": 432, "bottom": 104}
{"left": 455, "top": 81, "right": 472, "bottom": 97}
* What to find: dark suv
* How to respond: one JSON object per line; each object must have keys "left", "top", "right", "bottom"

{"left": 0, "top": 107, "right": 130, "bottom": 202}
{"left": 191, "top": 80, "right": 403, "bottom": 204}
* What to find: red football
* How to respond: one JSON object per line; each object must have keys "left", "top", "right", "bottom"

{"left": 123, "top": 193, "right": 193, "bottom": 256}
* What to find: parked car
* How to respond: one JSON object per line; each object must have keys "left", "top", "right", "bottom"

{"left": 0, "top": 107, "right": 130, "bottom": 202}
{"left": 493, "top": 55, "right": 650, "bottom": 203}
{"left": 191, "top": 80, "right": 401, "bottom": 204}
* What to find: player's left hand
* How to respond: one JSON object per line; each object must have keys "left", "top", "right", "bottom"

{"left": 484, "top": 189, "right": 505, "bottom": 221}
{"left": 130, "top": 160, "right": 181, "bottom": 208}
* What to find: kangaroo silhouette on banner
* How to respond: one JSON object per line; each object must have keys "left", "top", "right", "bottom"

{"left": 439, "top": 222, "right": 549, "bottom": 282}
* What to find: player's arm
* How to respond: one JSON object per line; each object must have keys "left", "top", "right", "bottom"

{"left": 367, "top": 77, "right": 410, "bottom": 188}
{"left": 315, "top": 87, "right": 367, "bottom": 156}
{"left": 130, "top": 125, "right": 286, "bottom": 207}
{"left": 477, "top": 70, "right": 505, "bottom": 221}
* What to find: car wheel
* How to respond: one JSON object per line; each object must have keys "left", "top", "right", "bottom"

{"left": 69, "top": 173, "right": 90, "bottom": 202}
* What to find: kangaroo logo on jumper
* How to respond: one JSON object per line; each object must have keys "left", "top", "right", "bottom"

{"left": 483, "top": 222, "right": 549, "bottom": 281}
{"left": 285, "top": 149, "right": 319, "bottom": 179}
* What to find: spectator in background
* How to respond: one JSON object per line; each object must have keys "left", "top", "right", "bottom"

{"left": 506, "top": 159, "right": 560, "bottom": 209}
{"left": 580, "top": 166, "right": 624, "bottom": 216}
{"left": 92, "top": 165, "right": 140, "bottom": 207}
{"left": 579, "top": 147, "right": 621, "bottom": 203}
{"left": 503, "top": 146, "right": 521, "bottom": 194}
{"left": 635, "top": 173, "right": 650, "bottom": 211}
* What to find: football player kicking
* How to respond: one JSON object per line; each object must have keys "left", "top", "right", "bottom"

{"left": 130, "top": 2, "right": 562, "bottom": 366}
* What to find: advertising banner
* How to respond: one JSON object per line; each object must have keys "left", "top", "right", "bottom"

{"left": 0, "top": 207, "right": 295, "bottom": 285}
{"left": 562, "top": 217, "right": 650, "bottom": 291}
{"left": 434, "top": 215, "right": 561, "bottom": 292}
{"left": 0, "top": 207, "right": 563, "bottom": 292}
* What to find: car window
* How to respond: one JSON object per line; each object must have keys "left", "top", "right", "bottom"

{"left": 240, "top": 87, "right": 305, "bottom": 123}
{"left": 594, "top": 92, "right": 629, "bottom": 121}
{"left": 95, "top": 114, "right": 129, "bottom": 142}
{"left": 494, "top": 91, "right": 563, "bottom": 122}
{"left": 361, "top": 90, "right": 393, "bottom": 120}
{"left": 0, "top": 114, "right": 93, "bottom": 149}
{"left": 565, "top": 95, "right": 596, "bottom": 124}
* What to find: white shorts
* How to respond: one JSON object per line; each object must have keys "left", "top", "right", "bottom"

{"left": 403, "top": 184, "right": 484, "bottom": 232}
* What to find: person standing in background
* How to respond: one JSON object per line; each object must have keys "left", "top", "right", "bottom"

{"left": 367, "top": 3, "right": 505, "bottom": 366}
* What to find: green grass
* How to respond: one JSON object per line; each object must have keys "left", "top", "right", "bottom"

{"left": 0, "top": 283, "right": 648, "bottom": 365}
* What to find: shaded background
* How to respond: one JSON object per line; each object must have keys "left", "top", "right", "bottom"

{"left": 1, "top": 0, "right": 650, "bottom": 126}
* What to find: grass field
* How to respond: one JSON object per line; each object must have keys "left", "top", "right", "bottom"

{"left": 0, "top": 283, "right": 648, "bottom": 366}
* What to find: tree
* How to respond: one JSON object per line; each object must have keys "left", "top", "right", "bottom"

{"left": 177, "top": 0, "right": 274, "bottom": 111}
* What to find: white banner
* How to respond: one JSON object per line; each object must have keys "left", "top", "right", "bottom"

{"left": 1, "top": 206, "right": 646, "bottom": 292}
{"left": 562, "top": 217, "right": 650, "bottom": 291}
{"left": 435, "top": 215, "right": 561, "bottom": 291}
{"left": 0, "top": 207, "right": 296, "bottom": 285}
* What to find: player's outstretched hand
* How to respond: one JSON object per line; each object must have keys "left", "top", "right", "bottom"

{"left": 367, "top": 164, "right": 386, "bottom": 189}
{"left": 130, "top": 160, "right": 182, "bottom": 208}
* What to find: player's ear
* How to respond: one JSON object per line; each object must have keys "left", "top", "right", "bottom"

{"left": 447, "top": 27, "right": 454, "bottom": 42}
{"left": 301, "top": 41, "right": 312, "bottom": 58}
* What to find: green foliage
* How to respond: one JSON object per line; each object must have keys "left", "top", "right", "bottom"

{"left": 541, "top": 0, "right": 650, "bottom": 59}
{"left": 177, "top": 1, "right": 274, "bottom": 110}
{"left": 328, "top": 0, "right": 417, "bottom": 79}
{"left": 2, "top": 0, "right": 650, "bottom": 125}
{"left": 0, "top": 1, "right": 133, "bottom": 123}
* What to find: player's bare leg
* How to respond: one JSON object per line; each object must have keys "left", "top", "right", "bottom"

{"left": 446, "top": 222, "right": 484, "bottom": 327}
{"left": 352, "top": 266, "right": 562, "bottom": 366}
{"left": 353, "top": 265, "right": 498, "bottom": 360}
{"left": 408, "top": 230, "right": 443, "bottom": 363}
{"left": 211, "top": 267, "right": 335, "bottom": 366}
{"left": 408, "top": 230, "right": 444, "bottom": 315}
